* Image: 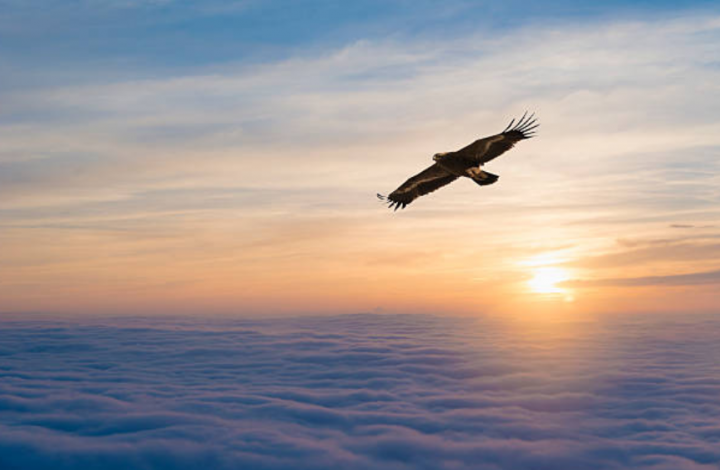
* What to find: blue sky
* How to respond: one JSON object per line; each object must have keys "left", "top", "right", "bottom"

{"left": 2, "top": 0, "right": 718, "bottom": 73}
{"left": 2, "top": 0, "right": 718, "bottom": 97}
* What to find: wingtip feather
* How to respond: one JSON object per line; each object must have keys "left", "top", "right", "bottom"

{"left": 505, "top": 111, "right": 539, "bottom": 137}
{"left": 502, "top": 118, "right": 515, "bottom": 133}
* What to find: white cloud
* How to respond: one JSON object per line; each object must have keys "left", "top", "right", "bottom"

{"left": 2, "top": 13, "right": 719, "bottom": 203}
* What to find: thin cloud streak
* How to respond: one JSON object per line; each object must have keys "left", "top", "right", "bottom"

{"left": 565, "top": 268, "right": 720, "bottom": 287}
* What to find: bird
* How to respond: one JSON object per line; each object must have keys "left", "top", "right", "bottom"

{"left": 377, "top": 112, "right": 538, "bottom": 210}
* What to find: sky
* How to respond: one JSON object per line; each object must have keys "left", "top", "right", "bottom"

{"left": 2, "top": 313, "right": 720, "bottom": 469}
{"left": 1, "top": 0, "right": 720, "bottom": 316}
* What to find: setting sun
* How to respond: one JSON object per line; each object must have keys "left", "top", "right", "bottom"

{"left": 528, "top": 267, "right": 570, "bottom": 295}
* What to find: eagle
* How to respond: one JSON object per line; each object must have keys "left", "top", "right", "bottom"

{"left": 378, "top": 112, "right": 538, "bottom": 210}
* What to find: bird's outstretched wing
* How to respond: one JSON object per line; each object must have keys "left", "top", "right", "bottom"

{"left": 455, "top": 112, "right": 538, "bottom": 165}
{"left": 378, "top": 163, "right": 458, "bottom": 210}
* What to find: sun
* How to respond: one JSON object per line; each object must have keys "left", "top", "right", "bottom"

{"left": 528, "top": 267, "right": 569, "bottom": 295}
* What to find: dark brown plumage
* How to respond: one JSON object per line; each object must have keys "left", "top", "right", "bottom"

{"left": 378, "top": 112, "right": 538, "bottom": 210}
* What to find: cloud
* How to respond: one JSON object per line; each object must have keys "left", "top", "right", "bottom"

{"left": 559, "top": 233, "right": 720, "bottom": 292}
{"left": 1, "top": 313, "right": 720, "bottom": 469}
{"left": 669, "top": 224, "right": 718, "bottom": 229}
{"left": 566, "top": 268, "right": 720, "bottom": 287}
{"left": 3, "top": 13, "right": 720, "bottom": 208}
{"left": 568, "top": 237, "right": 720, "bottom": 270}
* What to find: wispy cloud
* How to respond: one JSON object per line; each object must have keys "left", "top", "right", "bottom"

{"left": 566, "top": 268, "right": 720, "bottom": 287}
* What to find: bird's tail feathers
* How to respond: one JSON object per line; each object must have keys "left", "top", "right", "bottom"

{"left": 471, "top": 171, "right": 499, "bottom": 186}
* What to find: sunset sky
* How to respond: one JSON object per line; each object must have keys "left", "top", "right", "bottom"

{"left": 1, "top": 0, "right": 720, "bottom": 316}
{"left": 3, "top": 3, "right": 720, "bottom": 470}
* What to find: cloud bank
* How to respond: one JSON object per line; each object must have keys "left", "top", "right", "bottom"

{"left": 1, "top": 313, "right": 720, "bottom": 469}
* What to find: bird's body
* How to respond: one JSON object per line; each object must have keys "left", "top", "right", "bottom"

{"left": 378, "top": 113, "right": 538, "bottom": 210}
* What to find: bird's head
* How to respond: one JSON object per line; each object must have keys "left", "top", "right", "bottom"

{"left": 433, "top": 152, "right": 450, "bottom": 162}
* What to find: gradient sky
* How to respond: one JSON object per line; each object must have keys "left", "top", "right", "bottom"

{"left": 1, "top": 0, "right": 720, "bottom": 316}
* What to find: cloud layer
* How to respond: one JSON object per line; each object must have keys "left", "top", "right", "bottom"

{"left": 1, "top": 313, "right": 720, "bottom": 469}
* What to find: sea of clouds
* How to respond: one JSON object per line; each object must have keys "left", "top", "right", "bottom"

{"left": 1, "top": 313, "right": 719, "bottom": 470}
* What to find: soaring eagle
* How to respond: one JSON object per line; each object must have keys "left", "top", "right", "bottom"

{"left": 378, "top": 112, "right": 538, "bottom": 210}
